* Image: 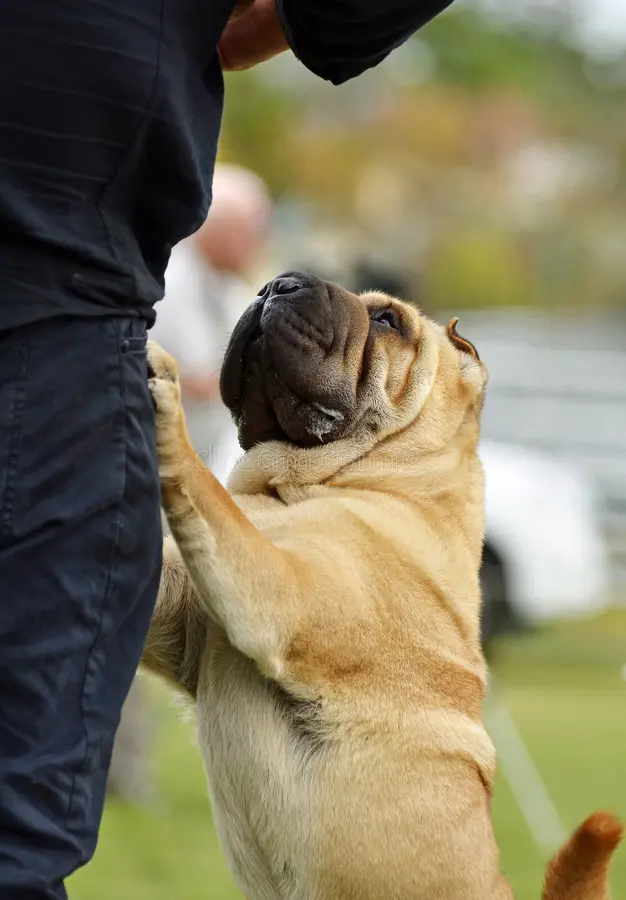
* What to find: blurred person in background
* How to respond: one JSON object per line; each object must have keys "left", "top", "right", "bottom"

{"left": 0, "top": 1, "right": 454, "bottom": 897}
{"left": 108, "top": 165, "right": 272, "bottom": 798}
{"left": 151, "top": 163, "right": 273, "bottom": 484}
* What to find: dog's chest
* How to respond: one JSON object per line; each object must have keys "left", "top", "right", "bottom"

{"left": 195, "top": 638, "right": 317, "bottom": 899}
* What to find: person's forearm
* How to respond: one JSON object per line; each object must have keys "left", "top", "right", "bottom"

{"left": 219, "top": 0, "right": 454, "bottom": 79}
{"left": 277, "top": 0, "right": 455, "bottom": 85}
{"left": 219, "top": 0, "right": 289, "bottom": 70}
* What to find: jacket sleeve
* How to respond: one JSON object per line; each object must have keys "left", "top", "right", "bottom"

{"left": 276, "top": 0, "right": 454, "bottom": 85}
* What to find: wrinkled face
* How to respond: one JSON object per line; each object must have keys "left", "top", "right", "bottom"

{"left": 220, "top": 271, "right": 485, "bottom": 452}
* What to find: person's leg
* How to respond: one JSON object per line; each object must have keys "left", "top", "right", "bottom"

{"left": 0, "top": 315, "right": 162, "bottom": 899}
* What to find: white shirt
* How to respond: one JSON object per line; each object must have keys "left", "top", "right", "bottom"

{"left": 151, "top": 238, "right": 248, "bottom": 485}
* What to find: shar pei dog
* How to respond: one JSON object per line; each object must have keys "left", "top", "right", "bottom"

{"left": 142, "top": 271, "right": 622, "bottom": 900}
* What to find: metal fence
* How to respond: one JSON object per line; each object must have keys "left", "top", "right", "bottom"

{"left": 440, "top": 308, "right": 626, "bottom": 588}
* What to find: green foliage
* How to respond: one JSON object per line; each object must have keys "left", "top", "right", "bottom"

{"left": 219, "top": 71, "right": 297, "bottom": 196}
{"left": 425, "top": 226, "right": 531, "bottom": 310}
{"left": 423, "top": 8, "right": 626, "bottom": 143}
{"left": 426, "top": 10, "right": 589, "bottom": 97}
{"left": 216, "top": 6, "right": 626, "bottom": 311}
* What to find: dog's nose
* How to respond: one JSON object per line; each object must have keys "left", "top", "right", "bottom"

{"left": 274, "top": 275, "right": 305, "bottom": 295}
{"left": 268, "top": 274, "right": 306, "bottom": 296}
{"left": 260, "top": 271, "right": 321, "bottom": 300}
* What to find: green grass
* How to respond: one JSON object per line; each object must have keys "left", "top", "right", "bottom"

{"left": 69, "top": 611, "right": 626, "bottom": 899}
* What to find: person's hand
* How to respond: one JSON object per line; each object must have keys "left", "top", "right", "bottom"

{"left": 219, "top": 0, "right": 290, "bottom": 72}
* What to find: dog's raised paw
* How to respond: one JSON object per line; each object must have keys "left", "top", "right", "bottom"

{"left": 147, "top": 341, "right": 182, "bottom": 425}
{"left": 147, "top": 340, "right": 179, "bottom": 383}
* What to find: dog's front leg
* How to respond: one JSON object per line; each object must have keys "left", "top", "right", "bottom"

{"left": 147, "top": 342, "right": 303, "bottom": 679}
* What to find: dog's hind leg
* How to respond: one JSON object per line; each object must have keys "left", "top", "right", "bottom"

{"left": 141, "top": 535, "right": 207, "bottom": 698}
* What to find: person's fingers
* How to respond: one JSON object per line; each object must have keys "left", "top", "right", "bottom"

{"left": 219, "top": 0, "right": 289, "bottom": 72}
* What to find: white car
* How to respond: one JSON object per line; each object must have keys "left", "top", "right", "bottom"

{"left": 478, "top": 440, "right": 611, "bottom": 646}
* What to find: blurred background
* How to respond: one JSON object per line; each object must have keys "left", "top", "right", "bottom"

{"left": 71, "top": 1, "right": 626, "bottom": 897}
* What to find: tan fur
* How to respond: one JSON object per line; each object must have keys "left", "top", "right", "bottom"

{"left": 143, "top": 289, "right": 622, "bottom": 900}
{"left": 542, "top": 813, "right": 623, "bottom": 900}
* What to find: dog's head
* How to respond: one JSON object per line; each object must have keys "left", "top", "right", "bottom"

{"left": 220, "top": 271, "right": 487, "bottom": 464}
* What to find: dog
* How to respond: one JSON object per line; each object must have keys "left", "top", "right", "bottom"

{"left": 142, "top": 271, "right": 622, "bottom": 900}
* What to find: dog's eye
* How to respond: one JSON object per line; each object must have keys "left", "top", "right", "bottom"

{"left": 369, "top": 308, "right": 400, "bottom": 331}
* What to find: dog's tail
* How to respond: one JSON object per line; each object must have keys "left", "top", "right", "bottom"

{"left": 541, "top": 811, "right": 623, "bottom": 900}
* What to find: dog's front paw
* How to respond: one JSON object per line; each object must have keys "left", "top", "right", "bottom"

{"left": 147, "top": 340, "right": 181, "bottom": 419}
{"left": 147, "top": 341, "right": 184, "bottom": 471}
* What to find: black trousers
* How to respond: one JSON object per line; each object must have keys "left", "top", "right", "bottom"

{"left": 0, "top": 315, "right": 162, "bottom": 898}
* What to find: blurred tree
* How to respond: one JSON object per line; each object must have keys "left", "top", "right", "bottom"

{"left": 425, "top": 226, "right": 531, "bottom": 310}
{"left": 216, "top": 4, "right": 626, "bottom": 311}
{"left": 218, "top": 70, "right": 297, "bottom": 195}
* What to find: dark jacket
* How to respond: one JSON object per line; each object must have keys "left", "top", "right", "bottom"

{"left": 0, "top": 0, "right": 452, "bottom": 330}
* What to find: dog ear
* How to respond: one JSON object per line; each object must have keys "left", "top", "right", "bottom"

{"left": 446, "top": 318, "right": 480, "bottom": 362}
{"left": 446, "top": 317, "right": 487, "bottom": 399}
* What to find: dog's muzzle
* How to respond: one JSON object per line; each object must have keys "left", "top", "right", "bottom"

{"left": 220, "top": 271, "right": 363, "bottom": 450}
